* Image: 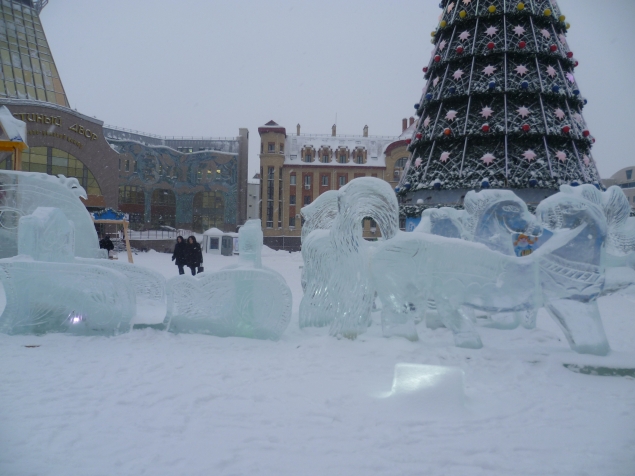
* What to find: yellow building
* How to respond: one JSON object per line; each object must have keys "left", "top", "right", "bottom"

{"left": 258, "top": 119, "right": 416, "bottom": 250}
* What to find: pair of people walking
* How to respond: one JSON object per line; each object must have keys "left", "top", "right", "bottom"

{"left": 172, "top": 235, "right": 203, "bottom": 275}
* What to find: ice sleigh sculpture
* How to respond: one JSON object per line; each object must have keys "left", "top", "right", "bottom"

{"left": 0, "top": 207, "right": 136, "bottom": 335}
{"left": 301, "top": 177, "right": 614, "bottom": 355}
{"left": 164, "top": 219, "right": 292, "bottom": 340}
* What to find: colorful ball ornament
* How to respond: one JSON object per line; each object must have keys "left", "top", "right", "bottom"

{"left": 522, "top": 124, "right": 531, "bottom": 132}
{"left": 425, "top": 93, "right": 433, "bottom": 100}
{"left": 521, "top": 81, "right": 529, "bottom": 90}
{"left": 449, "top": 86, "right": 457, "bottom": 94}
{"left": 567, "top": 51, "right": 574, "bottom": 58}
{"left": 562, "top": 125, "right": 571, "bottom": 134}
{"left": 440, "top": 20, "right": 447, "bottom": 28}
{"left": 574, "top": 61, "right": 579, "bottom": 67}
{"left": 488, "top": 81, "right": 496, "bottom": 89}
{"left": 456, "top": 46, "right": 464, "bottom": 54}
{"left": 414, "top": 103, "right": 420, "bottom": 109}
{"left": 559, "top": 15, "right": 566, "bottom": 22}
{"left": 550, "top": 44, "right": 558, "bottom": 52}
{"left": 517, "top": 2, "right": 525, "bottom": 11}
{"left": 488, "top": 5, "right": 496, "bottom": 13}
{"left": 544, "top": 8, "right": 552, "bottom": 16}
{"left": 487, "top": 41, "right": 495, "bottom": 50}
{"left": 566, "top": 22, "right": 571, "bottom": 29}
{"left": 444, "top": 128, "right": 452, "bottom": 136}
{"left": 459, "top": 10, "right": 467, "bottom": 18}
{"left": 519, "top": 40, "right": 527, "bottom": 49}
{"left": 423, "top": 66, "right": 428, "bottom": 73}
{"left": 573, "top": 89, "right": 580, "bottom": 96}
{"left": 482, "top": 123, "right": 491, "bottom": 133}
{"left": 583, "top": 130, "right": 590, "bottom": 137}
{"left": 416, "top": 133, "right": 423, "bottom": 139}
{"left": 434, "top": 55, "right": 441, "bottom": 62}
{"left": 431, "top": 30, "right": 436, "bottom": 37}
{"left": 405, "top": 139, "right": 411, "bottom": 144}
{"left": 552, "top": 85, "right": 560, "bottom": 93}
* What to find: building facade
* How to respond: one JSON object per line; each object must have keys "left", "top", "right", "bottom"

{"left": 258, "top": 120, "right": 414, "bottom": 251}
{"left": 0, "top": 0, "right": 249, "bottom": 233}
{"left": 246, "top": 174, "right": 260, "bottom": 221}
{"left": 602, "top": 167, "right": 635, "bottom": 208}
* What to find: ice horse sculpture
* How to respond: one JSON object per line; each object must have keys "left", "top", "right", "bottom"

{"left": 599, "top": 185, "right": 635, "bottom": 269}
{"left": 0, "top": 207, "right": 135, "bottom": 335}
{"left": 299, "top": 190, "right": 339, "bottom": 328}
{"left": 0, "top": 170, "right": 102, "bottom": 259}
{"left": 164, "top": 219, "right": 292, "bottom": 340}
{"left": 372, "top": 180, "right": 610, "bottom": 355}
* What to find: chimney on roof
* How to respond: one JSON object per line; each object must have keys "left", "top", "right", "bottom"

{"left": 332, "top": 124, "right": 336, "bottom": 137}
{"left": 297, "top": 123, "right": 300, "bottom": 136}
{"left": 402, "top": 118, "right": 407, "bottom": 131}
{"left": 409, "top": 117, "right": 415, "bottom": 126}
{"left": 363, "top": 125, "right": 368, "bottom": 137}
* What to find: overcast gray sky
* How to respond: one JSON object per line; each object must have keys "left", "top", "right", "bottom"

{"left": 40, "top": 0, "right": 635, "bottom": 179}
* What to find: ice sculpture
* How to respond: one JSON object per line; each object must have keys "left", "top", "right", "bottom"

{"left": 0, "top": 207, "right": 135, "bottom": 335}
{"left": 165, "top": 219, "right": 292, "bottom": 340}
{"left": 0, "top": 170, "right": 102, "bottom": 259}
{"left": 322, "top": 178, "right": 399, "bottom": 339}
{"left": 372, "top": 181, "right": 610, "bottom": 355}
{"left": 414, "top": 207, "right": 467, "bottom": 239}
{"left": 299, "top": 190, "right": 339, "bottom": 328}
{"left": 463, "top": 190, "right": 543, "bottom": 330}
{"left": 596, "top": 185, "right": 635, "bottom": 271}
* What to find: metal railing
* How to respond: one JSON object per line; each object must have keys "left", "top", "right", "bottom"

{"left": 125, "top": 229, "right": 194, "bottom": 240}
{"left": 103, "top": 124, "right": 236, "bottom": 142}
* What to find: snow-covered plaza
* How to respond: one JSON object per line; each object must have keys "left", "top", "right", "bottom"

{"left": 1, "top": 248, "right": 634, "bottom": 476}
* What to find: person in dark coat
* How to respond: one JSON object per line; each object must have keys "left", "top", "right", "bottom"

{"left": 171, "top": 235, "right": 187, "bottom": 275}
{"left": 184, "top": 235, "right": 203, "bottom": 276}
{"left": 99, "top": 235, "right": 114, "bottom": 252}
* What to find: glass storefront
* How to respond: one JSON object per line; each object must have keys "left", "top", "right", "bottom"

{"left": 193, "top": 190, "right": 224, "bottom": 232}
{"left": 21, "top": 146, "right": 102, "bottom": 198}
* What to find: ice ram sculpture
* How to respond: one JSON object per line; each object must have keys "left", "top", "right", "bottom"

{"left": 299, "top": 190, "right": 339, "bottom": 328}
{"left": 0, "top": 207, "right": 135, "bottom": 335}
{"left": 164, "top": 219, "right": 292, "bottom": 340}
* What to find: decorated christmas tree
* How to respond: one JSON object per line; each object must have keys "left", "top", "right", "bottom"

{"left": 397, "top": 0, "right": 601, "bottom": 205}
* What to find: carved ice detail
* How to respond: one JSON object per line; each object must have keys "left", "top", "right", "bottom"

{"left": 0, "top": 207, "right": 135, "bottom": 335}
{"left": 0, "top": 170, "right": 101, "bottom": 259}
{"left": 165, "top": 219, "right": 292, "bottom": 340}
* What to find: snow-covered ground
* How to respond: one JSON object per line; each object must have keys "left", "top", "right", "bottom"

{"left": 1, "top": 249, "right": 634, "bottom": 476}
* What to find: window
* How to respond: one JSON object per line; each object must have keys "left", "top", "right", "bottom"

{"left": 124, "top": 159, "right": 129, "bottom": 172}
{"left": 304, "top": 175, "right": 311, "bottom": 189}
{"left": 133, "top": 160, "right": 138, "bottom": 173}
{"left": 394, "top": 157, "right": 408, "bottom": 180}
{"left": 209, "top": 237, "right": 219, "bottom": 250}
{"left": 627, "top": 169, "right": 633, "bottom": 180}
{"left": 290, "top": 195, "right": 296, "bottom": 205}
{"left": 304, "top": 195, "right": 312, "bottom": 205}
{"left": 290, "top": 174, "right": 296, "bottom": 185}
{"left": 266, "top": 166, "right": 274, "bottom": 228}
{"left": 118, "top": 158, "right": 121, "bottom": 171}
{"left": 321, "top": 154, "right": 329, "bottom": 163}
{"left": 304, "top": 153, "right": 312, "bottom": 163}
{"left": 355, "top": 154, "right": 364, "bottom": 164}
{"left": 321, "top": 175, "right": 329, "bottom": 186}
{"left": 280, "top": 143, "right": 284, "bottom": 153}
{"left": 339, "top": 154, "right": 347, "bottom": 164}
{"left": 268, "top": 142, "right": 275, "bottom": 153}
{"left": 338, "top": 175, "right": 347, "bottom": 187}
{"left": 289, "top": 216, "right": 295, "bottom": 227}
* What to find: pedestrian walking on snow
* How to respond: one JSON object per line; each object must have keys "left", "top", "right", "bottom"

{"left": 185, "top": 235, "right": 203, "bottom": 276}
{"left": 171, "top": 235, "right": 187, "bottom": 275}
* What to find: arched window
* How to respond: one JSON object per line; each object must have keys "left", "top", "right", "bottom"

{"left": 118, "top": 185, "right": 145, "bottom": 224}
{"left": 150, "top": 189, "right": 176, "bottom": 228}
{"left": 21, "top": 146, "right": 103, "bottom": 198}
{"left": 394, "top": 157, "right": 409, "bottom": 180}
{"left": 193, "top": 190, "right": 225, "bottom": 232}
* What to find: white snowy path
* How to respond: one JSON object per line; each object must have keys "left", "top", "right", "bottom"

{"left": 1, "top": 249, "right": 635, "bottom": 476}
